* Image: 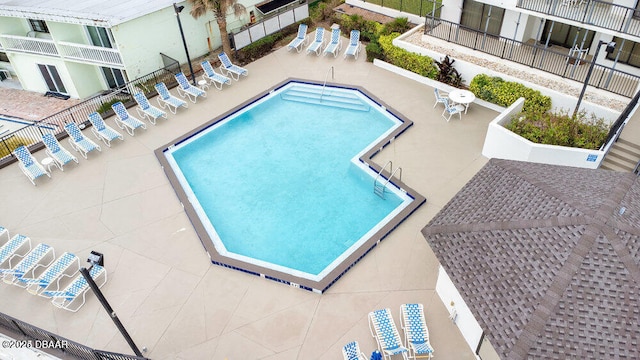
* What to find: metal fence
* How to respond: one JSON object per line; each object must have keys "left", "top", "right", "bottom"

{"left": 0, "top": 59, "right": 182, "bottom": 168}
{"left": 0, "top": 311, "right": 149, "bottom": 360}
{"left": 363, "top": 0, "right": 441, "bottom": 17}
{"left": 423, "top": 15, "right": 640, "bottom": 98}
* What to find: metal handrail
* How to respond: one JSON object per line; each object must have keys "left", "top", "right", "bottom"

{"left": 320, "top": 66, "right": 334, "bottom": 101}
{"left": 374, "top": 160, "right": 393, "bottom": 186}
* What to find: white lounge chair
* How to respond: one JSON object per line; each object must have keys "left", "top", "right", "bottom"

{"left": 342, "top": 341, "right": 367, "bottom": 360}
{"left": 400, "top": 304, "right": 434, "bottom": 360}
{"left": 201, "top": 60, "right": 231, "bottom": 90}
{"left": 155, "top": 82, "right": 188, "bottom": 114}
{"left": 0, "top": 234, "right": 32, "bottom": 269}
{"left": 344, "top": 30, "right": 362, "bottom": 60}
{"left": 306, "top": 27, "right": 325, "bottom": 56}
{"left": 287, "top": 23, "right": 308, "bottom": 52}
{"left": 1, "top": 243, "right": 55, "bottom": 284}
{"left": 133, "top": 92, "right": 167, "bottom": 124}
{"left": 218, "top": 52, "right": 248, "bottom": 81}
{"left": 433, "top": 88, "right": 448, "bottom": 108}
{"left": 17, "top": 252, "right": 79, "bottom": 295}
{"left": 369, "top": 308, "right": 409, "bottom": 360}
{"left": 88, "top": 112, "right": 124, "bottom": 147}
{"left": 64, "top": 122, "right": 101, "bottom": 159}
{"left": 43, "top": 264, "right": 107, "bottom": 312}
{"left": 323, "top": 28, "right": 342, "bottom": 57}
{"left": 0, "top": 226, "right": 8, "bottom": 245}
{"left": 175, "top": 72, "right": 207, "bottom": 103}
{"left": 441, "top": 98, "right": 465, "bottom": 122}
{"left": 12, "top": 146, "right": 50, "bottom": 185}
{"left": 112, "top": 101, "right": 147, "bottom": 136}
{"left": 42, "top": 133, "right": 79, "bottom": 171}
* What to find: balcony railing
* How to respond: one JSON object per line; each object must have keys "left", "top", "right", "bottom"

{"left": 0, "top": 34, "right": 124, "bottom": 68}
{"left": 517, "top": 0, "right": 640, "bottom": 38}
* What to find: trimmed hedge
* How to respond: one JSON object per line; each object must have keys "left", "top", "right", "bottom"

{"left": 378, "top": 33, "right": 438, "bottom": 79}
{"left": 469, "top": 74, "right": 551, "bottom": 114}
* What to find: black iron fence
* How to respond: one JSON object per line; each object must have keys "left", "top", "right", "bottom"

{"left": 603, "top": 89, "right": 640, "bottom": 149}
{"left": 517, "top": 0, "right": 640, "bottom": 38}
{"left": 0, "top": 59, "right": 182, "bottom": 168}
{"left": 362, "top": 0, "right": 442, "bottom": 17}
{"left": 0, "top": 311, "right": 149, "bottom": 360}
{"left": 423, "top": 15, "right": 640, "bottom": 98}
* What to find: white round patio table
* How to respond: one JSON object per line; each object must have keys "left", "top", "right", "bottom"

{"left": 448, "top": 89, "right": 476, "bottom": 114}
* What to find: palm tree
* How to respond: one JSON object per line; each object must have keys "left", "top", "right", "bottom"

{"left": 187, "top": 0, "right": 246, "bottom": 60}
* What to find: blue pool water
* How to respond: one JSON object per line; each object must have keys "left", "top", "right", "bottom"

{"left": 166, "top": 83, "right": 411, "bottom": 279}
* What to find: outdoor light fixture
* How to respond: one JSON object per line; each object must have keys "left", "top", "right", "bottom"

{"left": 573, "top": 40, "right": 617, "bottom": 118}
{"left": 87, "top": 250, "right": 104, "bottom": 267}
{"left": 173, "top": 3, "right": 196, "bottom": 85}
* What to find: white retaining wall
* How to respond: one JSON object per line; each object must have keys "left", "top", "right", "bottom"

{"left": 344, "top": 0, "right": 425, "bottom": 25}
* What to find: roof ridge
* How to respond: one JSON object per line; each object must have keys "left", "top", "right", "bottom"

{"left": 422, "top": 216, "right": 590, "bottom": 235}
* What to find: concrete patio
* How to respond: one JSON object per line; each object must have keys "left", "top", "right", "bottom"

{"left": 0, "top": 42, "right": 498, "bottom": 359}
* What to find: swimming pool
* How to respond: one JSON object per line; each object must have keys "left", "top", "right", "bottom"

{"left": 157, "top": 79, "right": 425, "bottom": 292}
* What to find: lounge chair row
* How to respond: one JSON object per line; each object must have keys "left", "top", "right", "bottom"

{"left": 343, "top": 305, "right": 434, "bottom": 360}
{"left": 287, "top": 24, "right": 362, "bottom": 60}
{"left": 0, "top": 228, "right": 107, "bottom": 312}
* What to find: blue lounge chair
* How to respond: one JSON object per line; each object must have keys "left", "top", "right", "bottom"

{"left": 369, "top": 308, "right": 409, "bottom": 360}
{"left": 1, "top": 243, "right": 55, "bottom": 284}
{"left": 342, "top": 341, "right": 367, "bottom": 360}
{"left": 344, "top": 30, "right": 361, "bottom": 60}
{"left": 18, "top": 252, "right": 79, "bottom": 294}
{"left": 88, "top": 112, "right": 124, "bottom": 147}
{"left": 64, "top": 122, "right": 101, "bottom": 159}
{"left": 0, "top": 234, "right": 31, "bottom": 269}
{"left": 43, "top": 264, "right": 107, "bottom": 312}
{"left": 13, "top": 146, "right": 50, "bottom": 186}
{"left": 217, "top": 52, "right": 248, "bottom": 81}
{"left": 155, "top": 82, "right": 188, "bottom": 114}
{"left": 175, "top": 72, "right": 207, "bottom": 103}
{"left": 400, "top": 304, "right": 434, "bottom": 360}
{"left": 133, "top": 92, "right": 167, "bottom": 124}
{"left": 306, "top": 27, "right": 325, "bottom": 56}
{"left": 112, "top": 101, "right": 147, "bottom": 136}
{"left": 287, "top": 23, "right": 308, "bottom": 52}
{"left": 323, "top": 28, "right": 342, "bottom": 57}
{"left": 0, "top": 226, "right": 8, "bottom": 245}
{"left": 42, "top": 133, "right": 79, "bottom": 171}
{"left": 201, "top": 61, "right": 231, "bottom": 90}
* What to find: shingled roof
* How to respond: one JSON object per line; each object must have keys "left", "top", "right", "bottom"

{"left": 422, "top": 159, "right": 640, "bottom": 359}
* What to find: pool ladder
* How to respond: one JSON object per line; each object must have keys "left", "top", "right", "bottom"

{"left": 320, "top": 66, "right": 334, "bottom": 101}
{"left": 374, "top": 161, "right": 402, "bottom": 199}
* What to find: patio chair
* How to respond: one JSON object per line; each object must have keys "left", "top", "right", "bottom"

{"left": 217, "top": 52, "right": 248, "bottom": 81}
{"left": 441, "top": 98, "right": 465, "bottom": 122}
{"left": 323, "top": 28, "right": 342, "bottom": 58}
{"left": 43, "top": 264, "right": 107, "bottom": 312}
{"left": 1, "top": 243, "right": 55, "bottom": 284}
{"left": 12, "top": 146, "right": 50, "bottom": 186}
{"left": 42, "top": 133, "right": 79, "bottom": 171}
{"left": 287, "top": 23, "right": 308, "bottom": 53}
{"left": 0, "top": 226, "right": 8, "bottom": 245}
{"left": 306, "top": 27, "right": 325, "bottom": 56}
{"left": 18, "top": 252, "right": 79, "bottom": 294}
{"left": 400, "top": 304, "right": 435, "bottom": 360}
{"left": 201, "top": 61, "right": 232, "bottom": 90}
{"left": 133, "top": 92, "right": 168, "bottom": 125}
{"left": 112, "top": 101, "right": 147, "bottom": 136}
{"left": 88, "top": 112, "right": 124, "bottom": 147}
{"left": 433, "top": 88, "right": 448, "bottom": 108}
{"left": 344, "top": 30, "right": 361, "bottom": 60}
{"left": 368, "top": 308, "right": 409, "bottom": 360}
{"left": 64, "top": 122, "right": 101, "bottom": 159}
{"left": 0, "top": 234, "right": 32, "bottom": 269}
{"left": 155, "top": 82, "right": 188, "bottom": 114}
{"left": 342, "top": 341, "right": 367, "bottom": 360}
{"left": 175, "top": 72, "right": 207, "bottom": 103}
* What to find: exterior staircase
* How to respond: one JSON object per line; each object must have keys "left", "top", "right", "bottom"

{"left": 601, "top": 138, "right": 640, "bottom": 172}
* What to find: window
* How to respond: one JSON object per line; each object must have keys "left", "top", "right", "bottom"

{"left": 37, "top": 64, "right": 66, "bottom": 94}
{"left": 28, "top": 19, "right": 49, "bottom": 33}
{"left": 101, "top": 67, "right": 126, "bottom": 89}
{"left": 540, "top": 22, "right": 594, "bottom": 49}
{"left": 606, "top": 37, "right": 640, "bottom": 67}
{"left": 86, "top": 26, "right": 113, "bottom": 48}
{"left": 460, "top": 0, "right": 505, "bottom": 36}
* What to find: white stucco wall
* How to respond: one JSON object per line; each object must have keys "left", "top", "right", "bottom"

{"left": 8, "top": 54, "right": 80, "bottom": 97}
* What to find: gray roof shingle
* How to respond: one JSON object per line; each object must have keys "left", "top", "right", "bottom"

{"left": 422, "top": 159, "right": 640, "bottom": 359}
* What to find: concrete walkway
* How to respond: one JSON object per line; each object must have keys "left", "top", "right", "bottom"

{"left": 0, "top": 43, "right": 497, "bottom": 359}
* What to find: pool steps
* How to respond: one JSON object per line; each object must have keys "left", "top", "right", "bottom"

{"left": 280, "top": 85, "right": 370, "bottom": 111}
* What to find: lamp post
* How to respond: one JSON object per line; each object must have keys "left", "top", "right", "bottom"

{"left": 174, "top": 3, "right": 196, "bottom": 85}
{"left": 573, "top": 40, "right": 616, "bottom": 118}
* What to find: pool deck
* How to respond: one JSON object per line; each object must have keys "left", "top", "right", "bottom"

{"left": 0, "top": 44, "right": 497, "bottom": 359}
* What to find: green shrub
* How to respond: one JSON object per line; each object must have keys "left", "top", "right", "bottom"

{"left": 381, "top": 17, "right": 411, "bottom": 35}
{"left": 470, "top": 74, "right": 551, "bottom": 114}
{"left": 506, "top": 110, "right": 609, "bottom": 150}
{"left": 366, "top": 40, "right": 384, "bottom": 62}
{"left": 239, "top": 33, "right": 283, "bottom": 61}
{"left": 378, "top": 33, "right": 438, "bottom": 79}
{"left": 0, "top": 136, "right": 33, "bottom": 159}
{"left": 96, "top": 99, "right": 122, "bottom": 115}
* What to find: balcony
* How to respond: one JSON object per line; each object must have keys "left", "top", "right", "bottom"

{"left": 0, "top": 34, "right": 124, "bottom": 68}
{"left": 517, "top": 0, "right": 640, "bottom": 39}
